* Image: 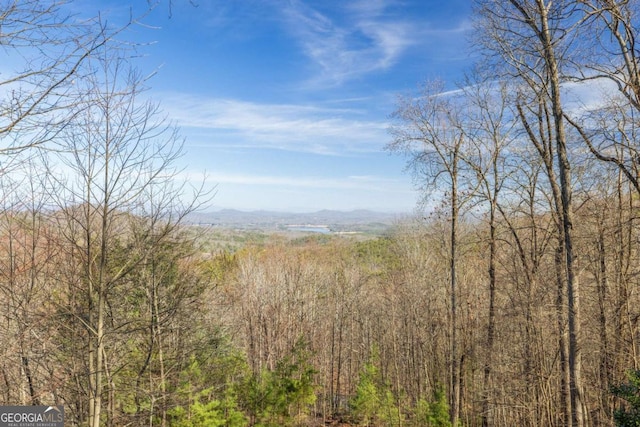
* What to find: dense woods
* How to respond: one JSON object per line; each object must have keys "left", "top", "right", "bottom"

{"left": 2, "top": 0, "right": 640, "bottom": 426}
{"left": 5, "top": 206, "right": 640, "bottom": 426}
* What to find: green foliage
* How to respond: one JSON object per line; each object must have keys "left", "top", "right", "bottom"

{"left": 351, "top": 361, "right": 380, "bottom": 425}
{"left": 167, "top": 347, "right": 251, "bottom": 427}
{"left": 166, "top": 338, "right": 318, "bottom": 427}
{"left": 353, "top": 237, "right": 401, "bottom": 276}
{"left": 240, "top": 339, "right": 317, "bottom": 426}
{"left": 350, "top": 347, "right": 404, "bottom": 427}
{"left": 202, "top": 250, "right": 237, "bottom": 286}
{"left": 168, "top": 388, "right": 247, "bottom": 427}
{"left": 290, "top": 233, "right": 335, "bottom": 246}
{"left": 612, "top": 370, "right": 640, "bottom": 426}
{"left": 411, "top": 386, "right": 451, "bottom": 427}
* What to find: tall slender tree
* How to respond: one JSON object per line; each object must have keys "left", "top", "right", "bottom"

{"left": 475, "top": 1, "right": 585, "bottom": 424}
{"left": 50, "top": 42, "right": 198, "bottom": 426}
{"left": 388, "top": 81, "right": 473, "bottom": 426}
{"left": 459, "top": 79, "right": 515, "bottom": 426}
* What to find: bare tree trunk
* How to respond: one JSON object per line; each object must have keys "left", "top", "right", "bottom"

{"left": 477, "top": 120, "right": 504, "bottom": 426}
{"left": 87, "top": 200, "right": 97, "bottom": 427}
{"left": 387, "top": 81, "right": 469, "bottom": 427}
{"left": 20, "top": 356, "right": 38, "bottom": 405}
{"left": 596, "top": 210, "right": 612, "bottom": 424}
{"left": 480, "top": 0, "right": 585, "bottom": 421}
{"left": 92, "top": 204, "right": 108, "bottom": 427}
{"left": 152, "top": 268, "right": 168, "bottom": 427}
{"left": 533, "top": 1, "right": 584, "bottom": 422}
{"left": 555, "top": 244, "right": 571, "bottom": 427}
{"left": 449, "top": 154, "right": 461, "bottom": 427}
{"left": 517, "top": 92, "right": 572, "bottom": 426}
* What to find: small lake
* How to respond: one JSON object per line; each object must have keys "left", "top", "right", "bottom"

{"left": 287, "top": 226, "right": 332, "bottom": 234}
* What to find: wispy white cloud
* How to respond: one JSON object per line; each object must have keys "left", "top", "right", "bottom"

{"left": 278, "top": 0, "right": 471, "bottom": 87}
{"left": 561, "top": 78, "right": 621, "bottom": 115}
{"left": 158, "top": 93, "right": 389, "bottom": 155}
{"left": 280, "top": 0, "right": 415, "bottom": 86}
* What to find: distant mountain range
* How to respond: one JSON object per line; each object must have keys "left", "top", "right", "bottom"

{"left": 186, "top": 209, "right": 409, "bottom": 234}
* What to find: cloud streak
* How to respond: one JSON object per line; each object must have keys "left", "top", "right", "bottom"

{"left": 158, "top": 93, "right": 389, "bottom": 155}
{"left": 277, "top": 0, "right": 471, "bottom": 87}
{"left": 281, "top": 0, "right": 415, "bottom": 86}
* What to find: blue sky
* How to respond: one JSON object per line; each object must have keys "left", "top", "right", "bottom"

{"left": 80, "top": 0, "right": 473, "bottom": 212}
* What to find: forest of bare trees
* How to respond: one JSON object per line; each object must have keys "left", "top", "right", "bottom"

{"left": 1, "top": 0, "right": 640, "bottom": 426}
